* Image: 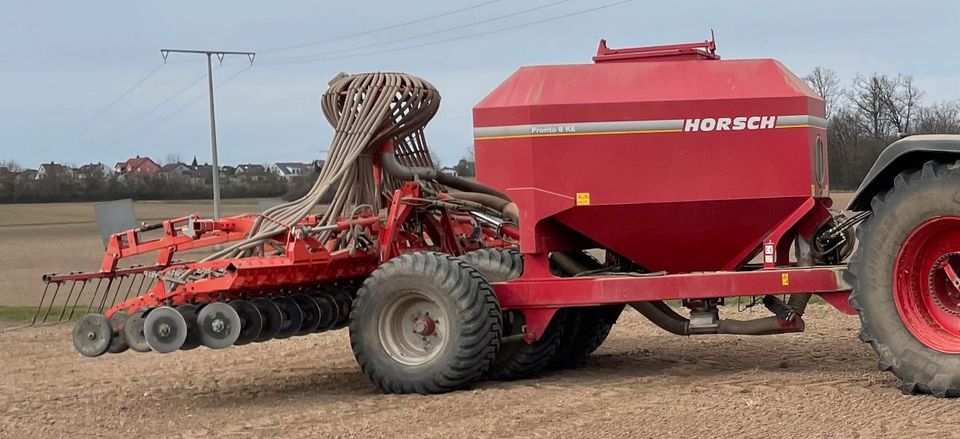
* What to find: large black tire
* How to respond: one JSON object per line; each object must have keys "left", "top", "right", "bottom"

{"left": 549, "top": 250, "right": 621, "bottom": 370}
{"left": 485, "top": 313, "right": 564, "bottom": 380}
{"left": 457, "top": 248, "right": 523, "bottom": 282}
{"left": 349, "top": 252, "right": 502, "bottom": 394}
{"left": 849, "top": 160, "right": 960, "bottom": 397}
{"left": 548, "top": 304, "right": 623, "bottom": 370}
{"left": 458, "top": 248, "right": 565, "bottom": 380}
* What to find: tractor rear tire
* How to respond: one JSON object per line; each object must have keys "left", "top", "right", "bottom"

{"left": 349, "top": 252, "right": 502, "bottom": 394}
{"left": 849, "top": 160, "right": 960, "bottom": 397}
{"left": 548, "top": 305, "right": 623, "bottom": 370}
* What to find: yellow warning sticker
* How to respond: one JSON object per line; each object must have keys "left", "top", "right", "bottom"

{"left": 576, "top": 192, "right": 591, "bottom": 206}
{"left": 781, "top": 273, "right": 790, "bottom": 286}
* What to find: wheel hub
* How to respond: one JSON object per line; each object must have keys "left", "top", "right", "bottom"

{"left": 894, "top": 216, "right": 960, "bottom": 353}
{"left": 412, "top": 313, "right": 437, "bottom": 336}
{"left": 378, "top": 291, "right": 447, "bottom": 366}
{"left": 928, "top": 252, "right": 960, "bottom": 316}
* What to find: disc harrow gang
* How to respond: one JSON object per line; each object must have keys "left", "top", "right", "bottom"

{"left": 70, "top": 289, "right": 357, "bottom": 356}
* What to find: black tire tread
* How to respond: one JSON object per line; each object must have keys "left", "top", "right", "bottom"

{"left": 849, "top": 159, "right": 960, "bottom": 397}
{"left": 457, "top": 248, "right": 565, "bottom": 380}
{"left": 457, "top": 248, "right": 523, "bottom": 282}
{"left": 548, "top": 305, "right": 622, "bottom": 370}
{"left": 485, "top": 314, "right": 564, "bottom": 380}
{"left": 349, "top": 252, "right": 502, "bottom": 394}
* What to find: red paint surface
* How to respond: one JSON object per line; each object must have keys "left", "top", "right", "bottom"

{"left": 474, "top": 45, "right": 827, "bottom": 273}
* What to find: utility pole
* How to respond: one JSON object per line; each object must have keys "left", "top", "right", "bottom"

{"left": 160, "top": 49, "right": 255, "bottom": 220}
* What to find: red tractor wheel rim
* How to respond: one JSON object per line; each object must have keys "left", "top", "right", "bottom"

{"left": 894, "top": 216, "right": 960, "bottom": 353}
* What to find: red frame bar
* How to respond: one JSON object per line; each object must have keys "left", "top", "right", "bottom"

{"left": 494, "top": 266, "right": 850, "bottom": 308}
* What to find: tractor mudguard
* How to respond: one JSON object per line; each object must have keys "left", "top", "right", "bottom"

{"left": 847, "top": 134, "right": 960, "bottom": 211}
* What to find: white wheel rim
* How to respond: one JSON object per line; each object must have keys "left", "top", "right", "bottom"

{"left": 378, "top": 291, "right": 448, "bottom": 366}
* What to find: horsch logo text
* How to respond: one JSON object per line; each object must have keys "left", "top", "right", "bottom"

{"left": 683, "top": 116, "right": 776, "bottom": 132}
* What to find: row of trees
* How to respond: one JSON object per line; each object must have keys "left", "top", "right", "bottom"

{"left": 804, "top": 67, "right": 960, "bottom": 189}
{"left": 0, "top": 172, "right": 291, "bottom": 204}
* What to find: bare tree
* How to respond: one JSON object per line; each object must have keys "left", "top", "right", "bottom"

{"left": 915, "top": 100, "right": 960, "bottom": 134}
{"left": 164, "top": 153, "right": 183, "bottom": 165}
{"left": 804, "top": 67, "right": 842, "bottom": 118}
{"left": 874, "top": 74, "right": 923, "bottom": 135}
{"left": 0, "top": 159, "right": 22, "bottom": 172}
{"left": 847, "top": 74, "right": 894, "bottom": 139}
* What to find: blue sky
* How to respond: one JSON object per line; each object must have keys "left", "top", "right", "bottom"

{"left": 1, "top": 0, "right": 958, "bottom": 169}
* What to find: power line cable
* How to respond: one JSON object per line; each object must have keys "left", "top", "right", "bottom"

{"left": 263, "top": 0, "right": 632, "bottom": 66}
{"left": 263, "top": 0, "right": 572, "bottom": 64}
{"left": 40, "top": 63, "right": 165, "bottom": 149}
{"left": 260, "top": 0, "right": 506, "bottom": 54}
{"left": 66, "top": 69, "right": 213, "bottom": 162}
{"left": 94, "top": 66, "right": 252, "bottom": 155}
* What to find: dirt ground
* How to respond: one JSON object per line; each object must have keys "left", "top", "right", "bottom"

{"left": 1, "top": 306, "right": 957, "bottom": 438}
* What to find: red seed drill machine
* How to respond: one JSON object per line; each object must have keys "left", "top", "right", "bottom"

{"left": 38, "top": 38, "right": 960, "bottom": 396}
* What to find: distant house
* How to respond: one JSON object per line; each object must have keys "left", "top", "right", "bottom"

{"left": 439, "top": 166, "right": 459, "bottom": 177}
{"left": 75, "top": 162, "right": 113, "bottom": 180}
{"left": 235, "top": 164, "right": 268, "bottom": 181}
{"left": 220, "top": 165, "right": 237, "bottom": 178}
{"left": 17, "top": 169, "right": 37, "bottom": 182}
{"left": 115, "top": 156, "right": 161, "bottom": 178}
{"left": 272, "top": 162, "right": 312, "bottom": 179}
{"left": 36, "top": 162, "right": 74, "bottom": 180}
{"left": 192, "top": 163, "right": 214, "bottom": 183}
{"left": 160, "top": 162, "right": 192, "bottom": 178}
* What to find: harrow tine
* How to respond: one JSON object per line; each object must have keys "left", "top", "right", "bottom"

{"left": 57, "top": 280, "right": 87, "bottom": 323}
{"left": 89, "top": 277, "right": 114, "bottom": 314}
{"left": 41, "top": 280, "right": 75, "bottom": 324}
{"left": 137, "top": 272, "right": 150, "bottom": 296}
{"left": 117, "top": 273, "right": 139, "bottom": 306}
{"left": 68, "top": 278, "right": 100, "bottom": 322}
{"left": 38, "top": 282, "right": 63, "bottom": 325}
{"left": 30, "top": 282, "right": 54, "bottom": 326}
{"left": 99, "top": 275, "right": 126, "bottom": 314}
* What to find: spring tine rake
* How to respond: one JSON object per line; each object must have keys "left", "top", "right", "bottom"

{"left": 89, "top": 277, "right": 115, "bottom": 315}
{"left": 37, "top": 281, "right": 62, "bottom": 325}
{"left": 29, "top": 282, "right": 55, "bottom": 325}
{"left": 40, "top": 279, "right": 76, "bottom": 324}
{"left": 99, "top": 275, "right": 126, "bottom": 314}
{"left": 56, "top": 280, "right": 87, "bottom": 323}
{"left": 129, "top": 273, "right": 149, "bottom": 301}
{"left": 51, "top": 280, "right": 79, "bottom": 323}
{"left": 113, "top": 273, "right": 140, "bottom": 310}
{"left": 68, "top": 277, "right": 101, "bottom": 322}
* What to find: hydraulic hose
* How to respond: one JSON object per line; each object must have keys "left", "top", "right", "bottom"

{"left": 445, "top": 191, "right": 519, "bottom": 224}
{"left": 631, "top": 301, "right": 691, "bottom": 335}
{"left": 630, "top": 301, "right": 804, "bottom": 336}
{"left": 379, "top": 151, "right": 512, "bottom": 201}
{"left": 181, "top": 73, "right": 443, "bottom": 283}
